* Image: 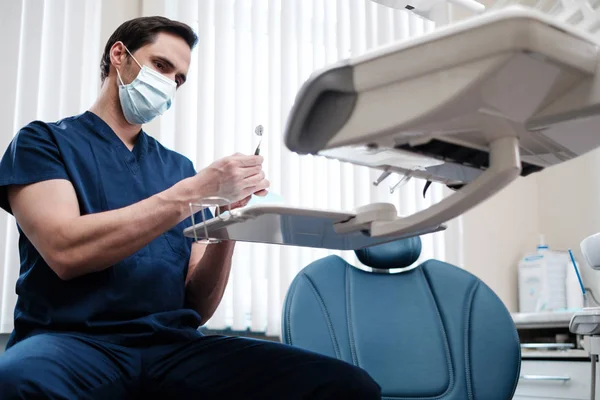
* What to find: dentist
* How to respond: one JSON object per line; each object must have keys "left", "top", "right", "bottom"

{"left": 0, "top": 16, "right": 380, "bottom": 399}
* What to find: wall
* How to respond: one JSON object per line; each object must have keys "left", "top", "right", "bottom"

{"left": 460, "top": 175, "right": 540, "bottom": 311}
{"left": 537, "top": 148, "right": 600, "bottom": 300}
{"left": 456, "top": 146, "right": 600, "bottom": 312}
{"left": 459, "top": 149, "right": 600, "bottom": 312}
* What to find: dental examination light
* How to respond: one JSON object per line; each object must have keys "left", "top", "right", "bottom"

{"left": 186, "top": 1, "right": 600, "bottom": 250}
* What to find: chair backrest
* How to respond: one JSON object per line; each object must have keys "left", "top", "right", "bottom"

{"left": 281, "top": 238, "right": 521, "bottom": 400}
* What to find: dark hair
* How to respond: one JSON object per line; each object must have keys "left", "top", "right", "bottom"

{"left": 100, "top": 16, "right": 198, "bottom": 83}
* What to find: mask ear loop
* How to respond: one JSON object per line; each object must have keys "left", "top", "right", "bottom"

{"left": 115, "top": 68, "right": 125, "bottom": 86}
{"left": 188, "top": 196, "right": 233, "bottom": 244}
{"left": 115, "top": 43, "right": 143, "bottom": 87}
{"left": 123, "top": 45, "right": 143, "bottom": 70}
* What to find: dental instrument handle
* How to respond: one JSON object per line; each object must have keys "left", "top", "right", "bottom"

{"left": 390, "top": 174, "right": 411, "bottom": 194}
{"left": 569, "top": 249, "right": 586, "bottom": 296}
{"left": 254, "top": 125, "right": 263, "bottom": 155}
{"left": 373, "top": 170, "right": 391, "bottom": 186}
{"left": 254, "top": 140, "right": 262, "bottom": 156}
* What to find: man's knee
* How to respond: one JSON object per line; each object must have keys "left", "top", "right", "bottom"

{"left": 0, "top": 356, "right": 41, "bottom": 398}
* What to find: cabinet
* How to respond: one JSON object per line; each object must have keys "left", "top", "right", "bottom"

{"left": 514, "top": 360, "right": 593, "bottom": 399}
{"left": 512, "top": 312, "right": 595, "bottom": 400}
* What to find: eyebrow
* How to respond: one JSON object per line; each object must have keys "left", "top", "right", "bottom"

{"left": 154, "top": 56, "right": 187, "bottom": 85}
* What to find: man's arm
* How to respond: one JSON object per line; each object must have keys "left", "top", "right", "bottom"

{"left": 185, "top": 241, "right": 235, "bottom": 325}
{"left": 8, "top": 178, "right": 195, "bottom": 280}
{"left": 7, "top": 154, "right": 268, "bottom": 281}
{"left": 184, "top": 193, "right": 260, "bottom": 323}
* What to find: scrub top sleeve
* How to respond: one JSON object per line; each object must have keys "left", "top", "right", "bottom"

{"left": 0, "top": 123, "right": 70, "bottom": 214}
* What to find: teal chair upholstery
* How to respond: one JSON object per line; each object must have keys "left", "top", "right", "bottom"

{"left": 281, "top": 237, "right": 521, "bottom": 399}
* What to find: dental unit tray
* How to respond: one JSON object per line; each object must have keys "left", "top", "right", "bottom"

{"left": 183, "top": 203, "right": 444, "bottom": 250}
{"left": 186, "top": 6, "right": 600, "bottom": 249}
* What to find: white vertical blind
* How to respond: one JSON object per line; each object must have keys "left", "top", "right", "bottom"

{"left": 0, "top": 0, "right": 448, "bottom": 338}
{"left": 0, "top": 0, "right": 24, "bottom": 335}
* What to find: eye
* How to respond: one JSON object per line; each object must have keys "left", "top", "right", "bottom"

{"left": 154, "top": 61, "right": 165, "bottom": 71}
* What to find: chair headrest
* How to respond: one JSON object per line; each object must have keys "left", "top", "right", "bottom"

{"left": 354, "top": 237, "right": 422, "bottom": 269}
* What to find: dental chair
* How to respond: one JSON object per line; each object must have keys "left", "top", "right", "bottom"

{"left": 281, "top": 237, "right": 521, "bottom": 400}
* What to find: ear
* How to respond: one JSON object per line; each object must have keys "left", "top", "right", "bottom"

{"left": 109, "top": 41, "right": 128, "bottom": 69}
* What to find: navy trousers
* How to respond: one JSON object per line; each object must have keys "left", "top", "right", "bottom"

{"left": 0, "top": 332, "right": 380, "bottom": 399}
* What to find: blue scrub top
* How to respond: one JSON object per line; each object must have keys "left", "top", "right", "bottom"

{"left": 0, "top": 111, "right": 212, "bottom": 349}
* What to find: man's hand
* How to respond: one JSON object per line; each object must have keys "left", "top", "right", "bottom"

{"left": 186, "top": 153, "right": 270, "bottom": 206}
{"left": 228, "top": 196, "right": 251, "bottom": 211}
{"left": 226, "top": 189, "right": 269, "bottom": 211}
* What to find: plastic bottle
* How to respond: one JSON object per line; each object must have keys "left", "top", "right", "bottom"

{"left": 518, "top": 235, "right": 567, "bottom": 313}
{"left": 540, "top": 249, "right": 568, "bottom": 312}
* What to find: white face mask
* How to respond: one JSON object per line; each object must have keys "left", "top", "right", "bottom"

{"left": 116, "top": 46, "right": 177, "bottom": 125}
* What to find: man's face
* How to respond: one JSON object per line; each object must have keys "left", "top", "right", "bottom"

{"left": 112, "top": 31, "right": 191, "bottom": 90}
